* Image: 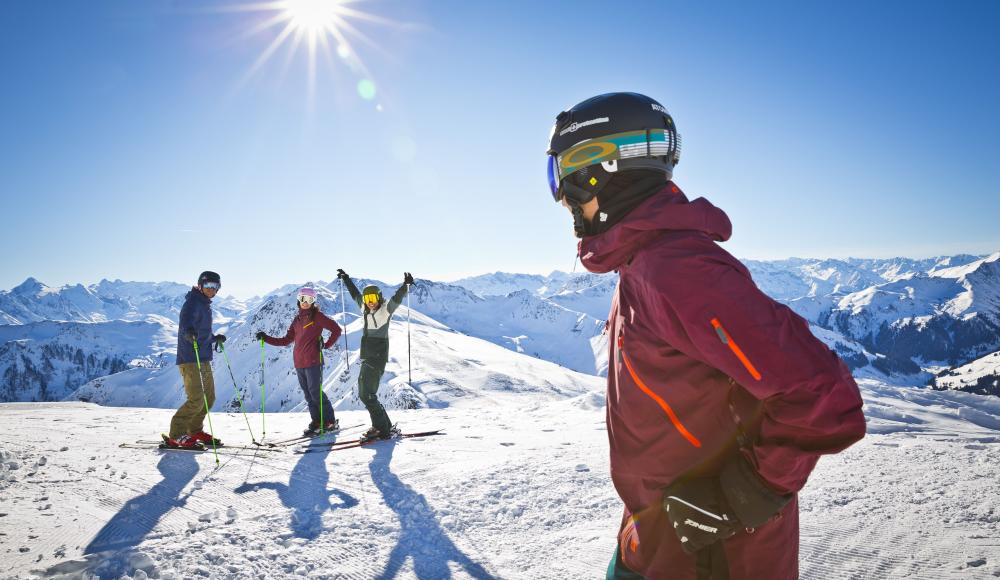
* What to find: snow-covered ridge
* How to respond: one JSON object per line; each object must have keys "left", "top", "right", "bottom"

{"left": 932, "top": 349, "right": 1000, "bottom": 397}
{"left": 0, "top": 277, "right": 248, "bottom": 325}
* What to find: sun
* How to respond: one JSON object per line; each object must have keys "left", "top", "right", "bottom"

{"left": 283, "top": 0, "right": 339, "bottom": 35}
{"left": 227, "top": 0, "right": 396, "bottom": 104}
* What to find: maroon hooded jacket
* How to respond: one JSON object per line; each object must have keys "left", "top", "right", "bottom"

{"left": 580, "top": 184, "right": 866, "bottom": 579}
{"left": 262, "top": 307, "right": 342, "bottom": 369}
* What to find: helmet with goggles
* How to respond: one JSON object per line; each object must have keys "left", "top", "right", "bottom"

{"left": 547, "top": 92, "right": 680, "bottom": 206}
{"left": 362, "top": 285, "right": 383, "bottom": 307}
{"left": 297, "top": 287, "right": 318, "bottom": 305}
{"left": 198, "top": 271, "right": 221, "bottom": 290}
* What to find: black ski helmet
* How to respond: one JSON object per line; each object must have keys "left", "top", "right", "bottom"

{"left": 547, "top": 92, "right": 681, "bottom": 206}
{"left": 197, "top": 271, "right": 221, "bottom": 287}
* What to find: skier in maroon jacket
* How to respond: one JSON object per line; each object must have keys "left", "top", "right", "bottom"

{"left": 256, "top": 287, "right": 343, "bottom": 436}
{"left": 546, "top": 93, "right": 866, "bottom": 580}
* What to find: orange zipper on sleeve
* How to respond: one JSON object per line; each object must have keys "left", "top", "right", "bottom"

{"left": 710, "top": 318, "right": 762, "bottom": 381}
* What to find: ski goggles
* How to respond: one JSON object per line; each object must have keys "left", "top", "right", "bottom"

{"left": 202, "top": 282, "right": 221, "bottom": 290}
{"left": 297, "top": 295, "right": 316, "bottom": 305}
{"left": 548, "top": 128, "right": 678, "bottom": 202}
{"left": 363, "top": 293, "right": 381, "bottom": 305}
{"left": 547, "top": 154, "right": 561, "bottom": 201}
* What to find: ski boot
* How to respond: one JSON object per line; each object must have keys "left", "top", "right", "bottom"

{"left": 303, "top": 419, "right": 339, "bottom": 437}
{"left": 359, "top": 427, "right": 382, "bottom": 443}
{"left": 360, "top": 424, "right": 399, "bottom": 443}
{"left": 161, "top": 434, "right": 203, "bottom": 449}
{"left": 190, "top": 431, "right": 223, "bottom": 447}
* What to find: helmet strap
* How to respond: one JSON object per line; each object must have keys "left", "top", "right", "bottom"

{"left": 568, "top": 202, "right": 589, "bottom": 238}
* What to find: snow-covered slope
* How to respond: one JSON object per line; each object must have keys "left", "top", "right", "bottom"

{"left": 402, "top": 280, "right": 607, "bottom": 375}
{"left": 933, "top": 350, "right": 1000, "bottom": 397}
{"left": 2, "top": 375, "right": 1000, "bottom": 578}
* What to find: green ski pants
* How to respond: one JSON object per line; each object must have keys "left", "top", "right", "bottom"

{"left": 169, "top": 362, "right": 216, "bottom": 438}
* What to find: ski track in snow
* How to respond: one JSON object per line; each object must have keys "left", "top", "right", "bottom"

{"left": 1, "top": 381, "right": 1000, "bottom": 579}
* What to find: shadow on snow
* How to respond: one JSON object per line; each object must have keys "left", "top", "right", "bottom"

{"left": 47, "top": 452, "right": 201, "bottom": 578}
{"left": 370, "top": 441, "right": 496, "bottom": 580}
{"left": 235, "top": 441, "right": 357, "bottom": 539}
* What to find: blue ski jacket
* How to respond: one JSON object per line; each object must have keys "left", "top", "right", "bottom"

{"left": 176, "top": 288, "right": 215, "bottom": 365}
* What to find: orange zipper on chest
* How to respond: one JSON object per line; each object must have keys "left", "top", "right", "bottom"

{"left": 617, "top": 334, "right": 702, "bottom": 448}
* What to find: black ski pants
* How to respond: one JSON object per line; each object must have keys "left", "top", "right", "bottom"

{"left": 358, "top": 356, "right": 391, "bottom": 434}
{"left": 296, "top": 364, "right": 335, "bottom": 428}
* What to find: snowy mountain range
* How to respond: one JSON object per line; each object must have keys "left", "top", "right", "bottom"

{"left": 3, "top": 251, "right": 1000, "bottom": 406}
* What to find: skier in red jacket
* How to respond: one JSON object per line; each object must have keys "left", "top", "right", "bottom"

{"left": 546, "top": 92, "right": 866, "bottom": 579}
{"left": 256, "top": 287, "right": 343, "bottom": 436}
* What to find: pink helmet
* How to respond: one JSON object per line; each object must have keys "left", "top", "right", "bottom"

{"left": 297, "top": 287, "right": 318, "bottom": 302}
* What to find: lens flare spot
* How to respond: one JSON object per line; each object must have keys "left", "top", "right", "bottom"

{"left": 337, "top": 44, "right": 350, "bottom": 59}
{"left": 357, "top": 79, "right": 376, "bottom": 100}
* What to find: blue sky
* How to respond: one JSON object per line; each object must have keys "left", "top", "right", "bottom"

{"left": 1, "top": 0, "right": 998, "bottom": 298}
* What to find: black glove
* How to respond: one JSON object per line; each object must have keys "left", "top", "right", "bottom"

{"left": 214, "top": 334, "right": 226, "bottom": 344}
{"left": 336, "top": 269, "right": 349, "bottom": 280}
{"left": 403, "top": 272, "right": 414, "bottom": 285}
{"left": 255, "top": 331, "right": 266, "bottom": 342}
{"left": 718, "top": 454, "right": 792, "bottom": 529}
{"left": 662, "top": 478, "right": 738, "bottom": 555}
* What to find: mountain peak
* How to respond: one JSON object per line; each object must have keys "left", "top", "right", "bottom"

{"left": 12, "top": 277, "right": 46, "bottom": 294}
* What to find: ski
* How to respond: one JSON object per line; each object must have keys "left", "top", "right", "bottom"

{"left": 315, "top": 424, "right": 402, "bottom": 448}
{"left": 131, "top": 440, "right": 285, "bottom": 452}
{"left": 255, "top": 423, "right": 365, "bottom": 448}
{"left": 296, "top": 430, "right": 444, "bottom": 454}
{"left": 119, "top": 442, "right": 282, "bottom": 455}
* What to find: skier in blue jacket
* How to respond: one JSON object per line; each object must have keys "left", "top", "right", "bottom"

{"left": 165, "top": 271, "right": 227, "bottom": 449}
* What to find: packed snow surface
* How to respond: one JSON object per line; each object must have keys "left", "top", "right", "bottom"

{"left": 2, "top": 378, "right": 1000, "bottom": 579}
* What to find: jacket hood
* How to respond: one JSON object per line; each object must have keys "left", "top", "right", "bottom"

{"left": 186, "top": 288, "right": 211, "bottom": 303}
{"left": 579, "top": 183, "right": 732, "bottom": 274}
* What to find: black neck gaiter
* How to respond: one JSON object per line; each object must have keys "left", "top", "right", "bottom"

{"left": 584, "top": 170, "right": 667, "bottom": 237}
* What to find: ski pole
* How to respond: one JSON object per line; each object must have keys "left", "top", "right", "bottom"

{"left": 319, "top": 335, "right": 325, "bottom": 435}
{"left": 407, "top": 283, "right": 412, "bottom": 387}
{"left": 259, "top": 338, "right": 267, "bottom": 440}
{"left": 340, "top": 279, "right": 350, "bottom": 372}
{"left": 218, "top": 342, "right": 257, "bottom": 444}
{"left": 192, "top": 339, "right": 220, "bottom": 466}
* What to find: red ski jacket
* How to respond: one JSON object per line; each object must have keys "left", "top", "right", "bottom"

{"left": 580, "top": 183, "right": 866, "bottom": 578}
{"left": 262, "top": 307, "right": 342, "bottom": 369}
